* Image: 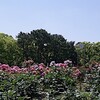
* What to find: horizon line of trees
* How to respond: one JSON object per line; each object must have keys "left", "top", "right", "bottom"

{"left": 0, "top": 29, "right": 100, "bottom": 66}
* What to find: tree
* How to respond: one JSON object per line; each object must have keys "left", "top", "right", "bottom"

{"left": 17, "top": 29, "right": 78, "bottom": 65}
{"left": 0, "top": 33, "right": 22, "bottom": 66}
{"left": 75, "top": 42, "right": 100, "bottom": 66}
{"left": 49, "top": 34, "right": 67, "bottom": 62}
{"left": 17, "top": 29, "right": 51, "bottom": 63}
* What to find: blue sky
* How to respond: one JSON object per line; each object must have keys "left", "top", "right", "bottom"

{"left": 0, "top": 0, "right": 100, "bottom": 43}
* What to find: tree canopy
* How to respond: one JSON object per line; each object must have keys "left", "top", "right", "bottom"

{"left": 0, "top": 29, "right": 100, "bottom": 66}
{"left": 17, "top": 29, "right": 77, "bottom": 65}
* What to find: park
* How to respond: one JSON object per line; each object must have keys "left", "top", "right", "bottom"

{"left": 0, "top": 30, "right": 100, "bottom": 99}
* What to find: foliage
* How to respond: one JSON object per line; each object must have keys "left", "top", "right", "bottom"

{"left": 0, "top": 62, "right": 100, "bottom": 100}
{"left": 75, "top": 42, "right": 100, "bottom": 66}
{"left": 0, "top": 33, "right": 22, "bottom": 66}
{"left": 17, "top": 29, "right": 77, "bottom": 65}
{"left": 1, "top": 30, "right": 100, "bottom": 66}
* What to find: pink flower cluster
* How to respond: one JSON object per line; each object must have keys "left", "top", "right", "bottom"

{"left": 0, "top": 63, "right": 51, "bottom": 75}
{"left": 1, "top": 61, "right": 99, "bottom": 78}
{"left": 0, "top": 62, "right": 71, "bottom": 77}
{"left": 0, "top": 64, "right": 25, "bottom": 73}
{"left": 0, "top": 61, "right": 78, "bottom": 77}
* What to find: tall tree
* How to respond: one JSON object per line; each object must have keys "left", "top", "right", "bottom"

{"left": 17, "top": 29, "right": 78, "bottom": 65}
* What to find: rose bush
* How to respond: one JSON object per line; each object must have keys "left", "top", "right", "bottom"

{"left": 0, "top": 61, "right": 100, "bottom": 100}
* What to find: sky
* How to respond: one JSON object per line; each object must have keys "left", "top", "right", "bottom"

{"left": 0, "top": 0, "right": 100, "bottom": 43}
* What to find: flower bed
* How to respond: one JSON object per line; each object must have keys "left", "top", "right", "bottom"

{"left": 0, "top": 61, "right": 100, "bottom": 100}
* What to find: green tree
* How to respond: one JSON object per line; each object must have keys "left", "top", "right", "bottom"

{"left": 17, "top": 29, "right": 51, "bottom": 63}
{"left": 17, "top": 29, "right": 78, "bottom": 65}
{"left": 0, "top": 33, "right": 21, "bottom": 66}
{"left": 75, "top": 42, "right": 100, "bottom": 66}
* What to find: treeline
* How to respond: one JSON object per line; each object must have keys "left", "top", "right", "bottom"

{"left": 0, "top": 29, "right": 100, "bottom": 66}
